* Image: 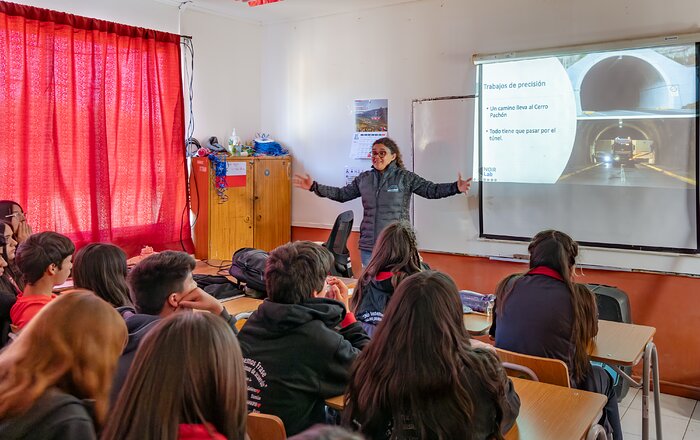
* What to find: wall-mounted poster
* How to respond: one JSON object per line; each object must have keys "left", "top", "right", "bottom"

{"left": 350, "top": 99, "right": 388, "bottom": 159}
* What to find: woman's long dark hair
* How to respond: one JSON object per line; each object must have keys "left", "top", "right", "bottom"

{"left": 0, "top": 220, "right": 22, "bottom": 294}
{"left": 72, "top": 243, "right": 132, "bottom": 307}
{"left": 350, "top": 221, "right": 422, "bottom": 312}
{"left": 344, "top": 271, "right": 512, "bottom": 440}
{"left": 372, "top": 137, "right": 404, "bottom": 169}
{"left": 102, "top": 313, "right": 247, "bottom": 440}
{"left": 495, "top": 230, "right": 597, "bottom": 383}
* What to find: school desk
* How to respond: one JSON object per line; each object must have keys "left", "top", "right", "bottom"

{"left": 325, "top": 376, "right": 607, "bottom": 440}
{"left": 590, "top": 320, "right": 660, "bottom": 440}
{"left": 457, "top": 314, "right": 662, "bottom": 440}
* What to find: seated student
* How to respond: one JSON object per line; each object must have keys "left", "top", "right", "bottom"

{"left": 0, "top": 290, "right": 127, "bottom": 439}
{"left": 0, "top": 220, "right": 23, "bottom": 292}
{"left": 10, "top": 232, "right": 74, "bottom": 330}
{"left": 72, "top": 243, "right": 132, "bottom": 308}
{"left": 103, "top": 312, "right": 247, "bottom": 440}
{"left": 111, "top": 251, "right": 237, "bottom": 403}
{"left": 351, "top": 221, "right": 422, "bottom": 336}
{"left": 343, "top": 271, "right": 520, "bottom": 440}
{"left": 237, "top": 241, "right": 370, "bottom": 436}
{"left": 0, "top": 201, "right": 32, "bottom": 245}
{"left": 491, "top": 229, "right": 621, "bottom": 440}
{"left": 0, "top": 222, "right": 20, "bottom": 345}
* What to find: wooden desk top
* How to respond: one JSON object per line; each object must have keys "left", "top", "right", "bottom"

{"left": 464, "top": 312, "right": 492, "bottom": 336}
{"left": 326, "top": 377, "right": 606, "bottom": 440}
{"left": 505, "top": 377, "right": 606, "bottom": 440}
{"left": 223, "top": 297, "right": 263, "bottom": 316}
{"left": 590, "top": 319, "right": 655, "bottom": 366}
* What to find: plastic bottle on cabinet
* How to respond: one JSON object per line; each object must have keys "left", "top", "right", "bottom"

{"left": 228, "top": 129, "right": 241, "bottom": 155}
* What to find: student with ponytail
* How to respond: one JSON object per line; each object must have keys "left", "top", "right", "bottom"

{"left": 350, "top": 221, "right": 422, "bottom": 336}
{"left": 492, "top": 229, "right": 622, "bottom": 440}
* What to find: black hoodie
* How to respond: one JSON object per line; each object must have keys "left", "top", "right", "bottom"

{"left": 0, "top": 388, "right": 96, "bottom": 439}
{"left": 237, "top": 297, "right": 370, "bottom": 436}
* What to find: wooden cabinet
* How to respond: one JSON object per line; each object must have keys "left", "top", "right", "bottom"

{"left": 190, "top": 155, "right": 291, "bottom": 260}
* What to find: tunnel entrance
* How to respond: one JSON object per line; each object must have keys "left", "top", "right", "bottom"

{"left": 580, "top": 56, "right": 669, "bottom": 112}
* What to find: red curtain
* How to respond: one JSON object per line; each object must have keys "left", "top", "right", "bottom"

{"left": 0, "top": 2, "right": 193, "bottom": 256}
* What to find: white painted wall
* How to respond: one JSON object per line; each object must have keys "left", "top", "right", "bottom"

{"left": 9, "top": 0, "right": 262, "bottom": 146}
{"left": 259, "top": 0, "right": 700, "bottom": 230}
{"left": 180, "top": 9, "right": 262, "bottom": 144}
{"left": 9, "top": 0, "right": 179, "bottom": 33}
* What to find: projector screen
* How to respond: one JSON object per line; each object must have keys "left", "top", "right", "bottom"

{"left": 478, "top": 42, "right": 699, "bottom": 252}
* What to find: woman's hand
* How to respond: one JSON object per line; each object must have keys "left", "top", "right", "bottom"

{"left": 293, "top": 173, "right": 313, "bottom": 190}
{"left": 457, "top": 173, "right": 472, "bottom": 193}
{"left": 16, "top": 221, "right": 32, "bottom": 244}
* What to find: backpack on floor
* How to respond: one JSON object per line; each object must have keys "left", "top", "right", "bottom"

{"left": 229, "top": 248, "right": 268, "bottom": 296}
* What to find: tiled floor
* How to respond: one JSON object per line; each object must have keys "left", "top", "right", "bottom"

{"left": 617, "top": 388, "right": 700, "bottom": 440}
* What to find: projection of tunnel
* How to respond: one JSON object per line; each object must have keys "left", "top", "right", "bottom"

{"left": 580, "top": 56, "right": 671, "bottom": 112}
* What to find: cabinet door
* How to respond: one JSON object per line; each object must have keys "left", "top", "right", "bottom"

{"left": 208, "top": 159, "right": 254, "bottom": 260}
{"left": 253, "top": 158, "right": 291, "bottom": 251}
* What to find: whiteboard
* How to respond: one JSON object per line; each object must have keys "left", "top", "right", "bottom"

{"left": 411, "top": 96, "right": 700, "bottom": 276}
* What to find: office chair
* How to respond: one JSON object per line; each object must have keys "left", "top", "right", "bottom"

{"left": 323, "top": 210, "right": 354, "bottom": 278}
{"left": 587, "top": 283, "right": 632, "bottom": 400}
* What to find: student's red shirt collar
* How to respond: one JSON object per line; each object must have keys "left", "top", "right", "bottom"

{"left": 376, "top": 271, "right": 393, "bottom": 281}
{"left": 528, "top": 266, "right": 564, "bottom": 282}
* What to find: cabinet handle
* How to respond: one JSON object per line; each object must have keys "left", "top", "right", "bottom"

{"left": 244, "top": 216, "right": 250, "bottom": 223}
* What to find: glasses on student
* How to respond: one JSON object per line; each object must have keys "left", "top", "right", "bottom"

{"left": 371, "top": 150, "right": 388, "bottom": 158}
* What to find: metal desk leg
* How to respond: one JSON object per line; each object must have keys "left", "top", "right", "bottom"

{"left": 642, "top": 341, "right": 662, "bottom": 440}
{"left": 649, "top": 342, "right": 662, "bottom": 440}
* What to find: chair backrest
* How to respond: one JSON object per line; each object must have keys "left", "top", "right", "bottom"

{"left": 495, "top": 347, "right": 571, "bottom": 388}
{"left": 324, "top": 210, "right": 354, "bottom": 277}
{"left": 247, "top": 413, "right": 286, "bottom": 440}
{"left": 586, "top": 284, "right": 632, "bottom": 323}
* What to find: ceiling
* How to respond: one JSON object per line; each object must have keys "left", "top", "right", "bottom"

{"left": 160, "top": 0, "right": 421, "bottom": 25}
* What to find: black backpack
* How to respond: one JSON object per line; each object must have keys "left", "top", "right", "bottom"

{"left": 229, "top": 248, "right": 268, "bottom": 296}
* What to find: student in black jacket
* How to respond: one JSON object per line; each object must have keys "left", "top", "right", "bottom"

{"left": 111, "top": 251, "right": 238, "bottom": 404}
{"left": 343, "top": 271, "right": 520, "bottom": 440}
{"left": 237, "top": 241, "right": 370, "bottom": 436}
{"left": 351, "top": 221, "right": 422, "bottom": 336}
{"left": 492, "top": 230, "right": 622, "bottom": 440}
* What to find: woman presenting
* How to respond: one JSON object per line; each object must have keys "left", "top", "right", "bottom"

{"left": 293, "top": 137, "right": 471, "bottom": 266}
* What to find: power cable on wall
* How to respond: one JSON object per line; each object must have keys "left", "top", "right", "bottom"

{"left": 180, "top": 25, "right": 197, "bottom": 252}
